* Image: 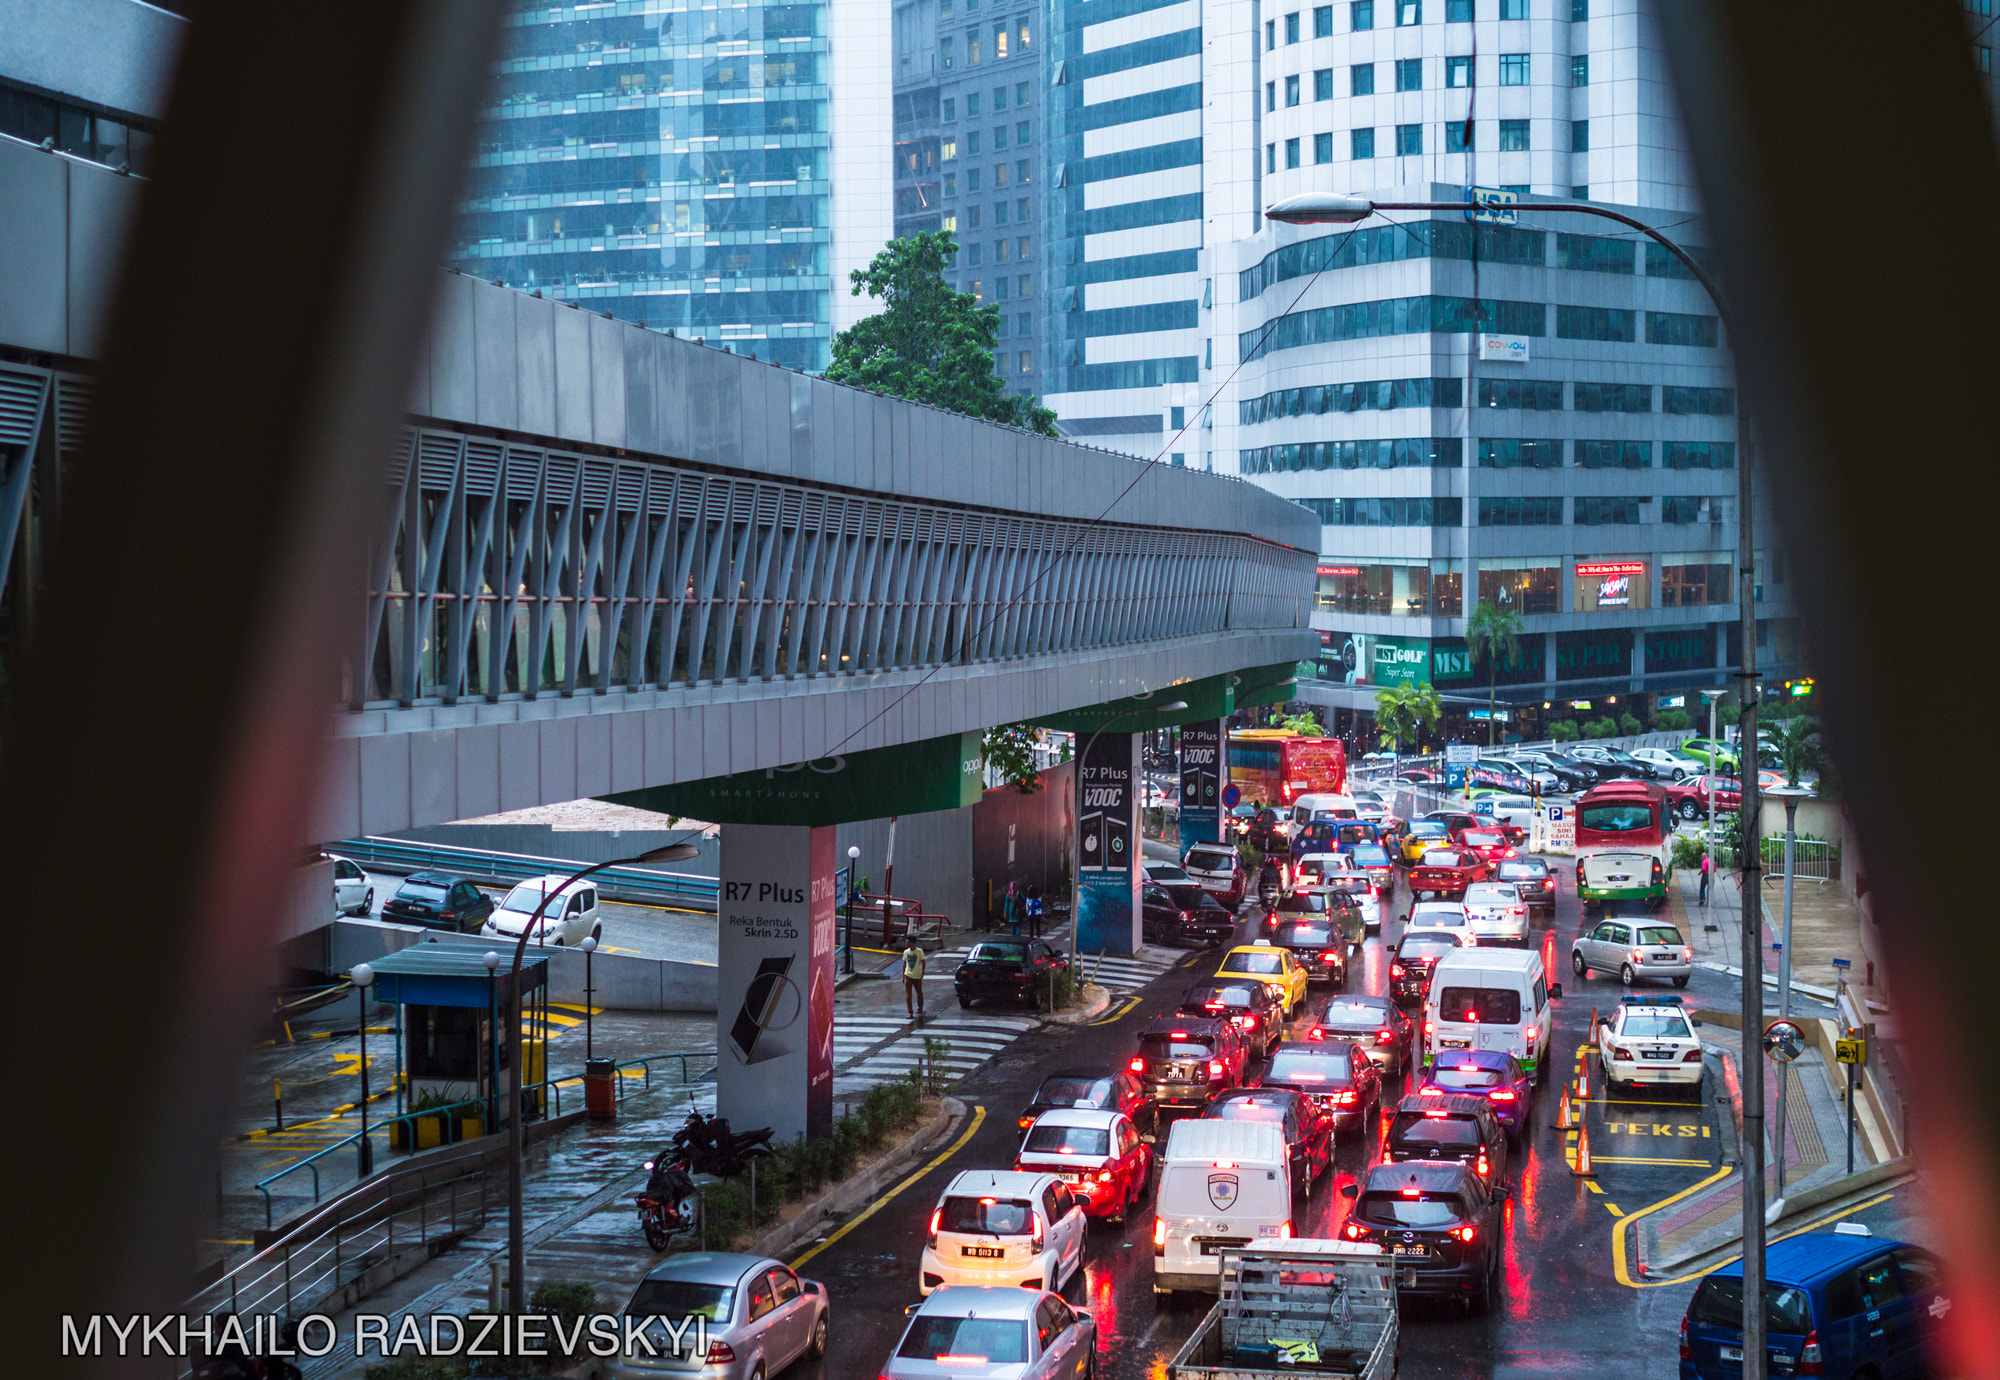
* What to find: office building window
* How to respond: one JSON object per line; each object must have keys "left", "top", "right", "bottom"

{"left": 1267, "top": 81, "right": 1277, "bottom": 111}
{"left": 1647, "top": 312, "right": 1720, "bottom": 347}
{"left": 1352, "top": 0, "right": 1375, "bottom": 28}
{"left": 1397, "top": 0, "right": 1420, "bottom": 24}
{"left": 1020, "top": 351, "right": 1033, "bottom": 373}
{"left": 1017, "top": 119, "right": 1030, "bottom": 143}
{"left": 1287, "top": 11, "right": 1301, "bottom": 41}
{"left": 1352, "top": 64, "right": 1376, "bottom": 95}
{"left": 967, "top": 167, "right": 981, "bottom": 190}
{"left": 1573, "top": 381, "right": 1652, "bottom": 412}
{"left": 1266, "top": 18, "right": 1276, "bottom": 47}
{"left": 944, "top": 172, "right": 957, "bottom": 196}
{"left": 1447, "top": 0, "right": 1472, "bottom": 17}
{"left": 1571, "top": 0, "right": 1588, "bottom": 16}
{"left": 1557, "top": 305, "right": 1635, "bottom": 341}
{"left": 1446, "top": 119, "right": 1473, "bottom": 152}
{"left": 1352, "top": 127, "right": 1376, "bottom": 158}
{"left": 994, "top": 161, "right": 1008, "bottom": 186}
{"left": 1315, "top": 5, "right": 1335, "bottom": 35}
{"left": 943, "top": 136, "right": 959, "bottom": 161}
{"left": 942, "top": 211, "right": 958, "bottom": 233}
{"left": 1662, "top": 498, "right": 1729, "bottom": 528}
{"left": 1286, "top": 137, "right": 1301, "bottom": 167}
{"left": 1300, "top": 497, "right": 1464, "bottom": 525}
{"left": 1018, "top": 272, "right": 1030, "bottom": 295}
{"left": 968, "top": 31, "right": 981, "bottom": 61}
{"left": 996, "top": 314, "right": 1008, "bottom": 338}
{"left": 1500, "top": 0, "right": 1528, "bottom": 15}
{"left": 1572, "top": 119, "right": 1589, "bottom": 152}
{"left": 969, "top": 130, "right": 982, "bottom": 153}
{"left": 1267, "top": 143, "right": 1277, "bottom": 172}
{"left": 1479, "top": 559, "right": 1560, "bottom": 613}
{"left": 1396, "top": 123, "right": 1423, "bottom": 155}
{"left": 1663, "top": 441, "right": 1736, "bottom": 469}
{"left": 995, "top": 86, "right": 1008, "bottom": 109}
{"left": 1557, "top": 232, "right": 1633, "bottom": 273}
{"left": 971, "top": 278, "right": 983, "bottom": 298}
{"left": 944, "top": 98, "right": 957, "bottom": 122}
{"left": 1017, "top": 196, "right": 1030, "bottom": 219}
{"left": 1571, "top": 55, "right": 1589, "bottom": 85}
{"left": 1020, "top": 16, "right": 1032, "bottom": 47}
{"left": 1171, "top": 405, "right": 1186, "bottom": 430}
{"left": 1499, "top": 119, "right": 1530, "bottom": 150}
{"left": 1576, "top": 440, "right": 1651, "bottom": 468}
{"left": 1314, "top": 131, "right": 1334, "bottom": 162}
{"left": 1018, "top": 311, "right": 1032, "bottom": 335}
{"left": 1242, "top": 438, "right": 1464, "bottom": 472}
{"left": 1239, "top": 377, "right": 1463, "bottom": 423}
{"left": 968, "top": 91, "right": 982, "bottom": 116}
{"left": 1572, "top": 185, "right": 1589, "bottom": 198}
{"left": 994, "top": 124, "right": 1007, "bottom": 148}
{"left": 1479, "top": 497, "right": 1565, "bottom": 525}
{"left": 996, "top": 271, "right": 1008, "bottom": 294}
{"left": 1017, "top": 158, "right": 1030, "bottom": 183}
{"left": 1287, "top": 74, "right": 1301, "bottom": 105}
{"left": 995, "top": 199, "right": 1009, "bottom": 225}
{"left": 1575, "top": 496, "right": 1646, "bottom": 525}
{"left": 1980, "top": 45, "right": 1993, "bottom": 73}
{"left": 1478, "top": 378, "right": 1565, "bottom": 410}
{"left": 1397, "top": 58, "right": 1424, "bottom": 90}
{"left": 1479, "top": 438, "right": 1564, "bottom": 468}
{"left": 995, "top": 23, "right": 1008, "bottom": 57}
{"left": 1017, "top": 81, "right": 1031, "bottom": 104}
{"left": 1662, "top": 386, "right": 1736, "bottom": 415}
{"left": 969, "top": 204, "right": 982, "bottom": 228}
{"left": 1499, "top": 54, "right": 1529, "bottom": 84}
{"left": 942, "top": 36, "right": 955, "bottom": 66}
{"left": 1446, "top": 55, "right": 1472, "bottom": 86}
{"left": 1659, "top": 554, "right": 1731, "bottom": 601}
{"left": 1501, "top": 183, "right": 1529, "bottom": 193}
{"left": 1316, "top": 68, "right": 1334, "bottom": 99}
{"left": 1316, "top": 561, "right": 1465, "bottom": 616}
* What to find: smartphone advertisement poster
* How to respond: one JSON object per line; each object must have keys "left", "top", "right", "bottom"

{"left": 1178, "top": 719, "right": 1225, "bottom": 848}
{"left": 1077, "top": 732, "right": 1139, "bottom": 954}
{"left": 717, "top": 823, "right": 836, "bottom": 1142}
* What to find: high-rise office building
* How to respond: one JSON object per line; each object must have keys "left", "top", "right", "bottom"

{"left": 453, "top": 0, "right": 891, "bottom": 373}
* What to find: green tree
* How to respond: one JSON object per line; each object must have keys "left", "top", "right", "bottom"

{"left": 1618, "top": 711, "right": 1643, "bottom": 737}
{"left": 1768, "top": 714, "right": 1823, "bottom": 788}
{"left": 1463, "top": 599, "right": 1526, "bottom": 747}
{"left": 825, "top": 232, "right": 1059, "bottom": 435}
{"left": 1374, "top": 681, "right": 1442, "bottom": 756}
{"left": 1275, "top": 708, "right": 1322, "bottom": 735}
{"left": 982, "top": 723, "right": 1044, "bottom": 793}
{"left": 1548, "top": 719, "right": 1580, "bottom": 742}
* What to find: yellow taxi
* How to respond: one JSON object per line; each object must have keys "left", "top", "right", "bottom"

{"left": 1397, "top": 818, "right": 1451, "bottom": 865}
{"left": 1215, "top": 942, "right": 1310, "bottom": 1015}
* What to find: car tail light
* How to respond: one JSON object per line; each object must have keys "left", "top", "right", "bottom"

{"left": 1018, "top": 1116, "right": 1033, "bottom": 1129}
{"left": 1280, "top": 1220, "right": 1293, "bottom": 1239}
{"left": 1424, "top": 1021, "right": 1434, "bottom": 1036}
{"left": 1678, "top": 1316, "right": 1690, "bottom": 1361}
{"left": 440, "top": 911, "right": 457, "bottom": 921}
{"left": 1651, "top": 858, "right": 1663, "bottom": 882}
{"left": 1032, "top": 1215, "right": 1045, "bottom": 1250}
{"left": 1682, "top": 947, "right": 1694, "bottom": 962}
{"left": 1489, "top": 1089, "right": 1517, "bottom": 1101}
{"left": 1154, "top": 1217, "right": 1167, "bottom": 1251}
{"left": 928, "top": 1208, "right": 941, "bottom": 1246}
{"left": 1420, "top": 1084, "right": 1443, "bottom": 1096}
{"left": 1210, "top": 1059, "right": 1226, "bottom": 1079}
{"left": 1390, "top": 962, "right": 1405, "bottom": 978}
{"left": 1376, "top": 1028, "right": 1395, "bottom": 1042}
{"left": 1475, "top": 1153, "right": 1490, "bottom": 1177}
{"left": 1607, "top": 1043, "right": 1630, "bottom": 1062}
{"left": 1631, "top": 949, "right": 1645, "bottom": 964}
{"left": 1236, "top": 1016, "right": 1256, "bottom": 1030}
{"left": 1179, "top": 910, "right": 1192, "bottom": 923}
{"left": 1502, "top": 849, "right": 1515, "bottom": 858}
{"left": 706, "top": 1342, "right": 736, "bottom": 1364}
{"left": 1098, "top": 1170, "right": 1114, "bottom": 1182}
{"left": 1799, "top": 1331, "right": 1823, "bottom": 1375}
{"left": 1343, "top": 1221, "right": 1364, "bottom": 1240}
{"left": 1452, "top": 1225, "right": 1476, "bottom": 1243}
{"left": 1524, "top": 1026, "right": 1537, "bottom": 1046}
{"left": 1337, "top": 1089, "right": 1358, "bottom": 1105}
{"left": 1683, "top": 1049, "right": 1704, "bottom": 1063}
{"left": 1129, "top": 1058, "right": 1145, "bottom": 1075}
{"left": 1510, "top": 907, "right": 1524, "bottom": 916}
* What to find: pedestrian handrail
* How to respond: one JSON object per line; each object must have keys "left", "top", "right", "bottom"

{"left": 330, "top": 835, "right": 719, "bottom": 910}
{"left": 611, "top": 1046, "right": 719, "bottom": 1096}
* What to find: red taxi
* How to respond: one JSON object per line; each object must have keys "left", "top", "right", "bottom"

{"left": 1409, "top": 848, "right": 1492, "bottom": 900}
{"left": 1013, "top": 1108, "right": 1153, "bottom": 1223}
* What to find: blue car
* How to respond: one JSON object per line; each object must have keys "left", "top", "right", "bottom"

{"left": 1416, "top": 1049, "right": 1532, "bottom": 1140}
{"left": 1680, "top": 1230, "right": 1945, "bottom": 1380}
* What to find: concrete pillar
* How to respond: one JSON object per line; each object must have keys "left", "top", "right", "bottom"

{"left": 1076, "top": 731, "right": 1141, "bottom": 955}
{"left": 1177, "top": 719, "right": 1226, "bottom": 851}
{"left": 717, "top": 823, "right": 837, "bottom": 1143}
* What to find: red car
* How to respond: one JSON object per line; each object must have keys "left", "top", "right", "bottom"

{"left": 1014, "top": 1108, "right": 1153, "bottom": 1222}
{"left": 1409, "top": 847, "right": 1491, "bottom": 900}
{"left": 1453, "top": 828, "right": 1520, "bottom": 865}
{"left": 1662, "top": 775, "right": 1742, "bottom": 821}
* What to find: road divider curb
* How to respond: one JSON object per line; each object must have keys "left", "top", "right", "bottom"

{"left": 1648, "top": 1157, "right": 1915, "bottom": 1277}
{"left": 769, "top": 1097, "right": 973, "bottom": 1267}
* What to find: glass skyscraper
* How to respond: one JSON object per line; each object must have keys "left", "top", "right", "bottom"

{"left": 454, "top": 0, "right": 890, "bottom": 374}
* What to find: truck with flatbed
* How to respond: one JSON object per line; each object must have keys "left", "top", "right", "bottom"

{"left": 1167, "top": 1240, "right": 1399, "bottom": 1380}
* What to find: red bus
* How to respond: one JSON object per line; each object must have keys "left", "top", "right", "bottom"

{"left": 1227, "top": 730, "right": 1348, "bottom": 807}
{"left": 1574, "top": 780, "right": 1673, "bottom": 908}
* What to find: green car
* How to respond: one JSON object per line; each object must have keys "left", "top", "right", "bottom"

{"left": 1679, "top": 736, "right": 1739, "bottom": 771}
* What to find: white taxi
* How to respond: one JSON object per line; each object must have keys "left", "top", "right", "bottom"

{"left": 1596, "top": 994, "right": 1706, "bottom": 1093}
{"left": 919, "top": 1170, "right": 1087, "bottom": 1296}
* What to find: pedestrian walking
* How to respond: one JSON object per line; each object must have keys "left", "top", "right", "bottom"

{"left": 901, "top": 934, "right": 926, "bottom": 1019}
{"left": 1025, "top": 885, "right": 1044, "bottom": 937}
{"left": 1003, "top": 879, "right": 1022, "bottom": 935}
{"left": 1699, "top": 852, "right": 1712, "bottom": 906}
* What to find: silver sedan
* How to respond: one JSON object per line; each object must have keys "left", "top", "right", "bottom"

{"left": 883, "top": 1286, "right": 1096, "bottom": 1380}
{"left": 608, "top": 1251, "right": 829, "bottom": 1379}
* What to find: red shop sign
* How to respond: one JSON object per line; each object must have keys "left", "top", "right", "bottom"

{"left": 1316, "top": 565, "right": 1362, "bottom": 577}
{"left": 1574, "top": 560, "right": 1647, "bottom": 578}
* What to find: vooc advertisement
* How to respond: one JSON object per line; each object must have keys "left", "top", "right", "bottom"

{"left": 1076, "top": 732, "right": 1140, "bottom": 955}
{"left": 717, "top": 824, "right": 836, "bottom": 1143}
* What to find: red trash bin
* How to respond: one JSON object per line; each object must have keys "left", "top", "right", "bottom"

{"left": 585, "top": 1058, "right": 617, "bottom": 1120}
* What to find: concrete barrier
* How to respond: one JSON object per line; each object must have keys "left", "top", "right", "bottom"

{"left": 327, "top": 918, "right": 717, "bottom": 1012}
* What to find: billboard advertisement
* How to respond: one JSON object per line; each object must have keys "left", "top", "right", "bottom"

{"left": 1178, "top": 719, "right": 1224, "bottom": 848}
{"left": 1077, "top": 732, "right": 1140, "bottom": 955}
{"left": 1372, "top": 635, "right": 1430, "bottom": 688}
{"left": 717, "top": 824, "right": 836, "bottom": 1143}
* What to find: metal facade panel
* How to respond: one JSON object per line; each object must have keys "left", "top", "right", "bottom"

{"left": 588, "top": 311, "right": 626, "bottom": 450}
{"left": 656, "top": 334, "right": 693, "bottom": 460}
{"left": 64, "top": 160, "right": 140, "bottom": 359}
{"left": 408, "top": 725, "right": 459, "bottom": 826}
{"left": 497, "top": 719, "right": 541, "bottom": 811}
{"left": 356, "top": 732, "right": 413, "bottom": 835}
{"left": 472, "top": 280, "right": 519, "bottom": 432}
{"left": 515, "top": 294, "right": 558, "bottom": 436}
{"left": 574, "top": 711, "right": 613, "bottom": 798}
{"left": 427, "top": 272, "right": 477, "bottom": 423}
{"left": 538, "top": 715, "right": 579, "bottom": 804}
{"left": 552, "top": 304, "right": 593, "bottom": 443}
{"left": 623, "top": 327, "right": 658, "bottom": 455}
{"left": 608, "top": 708, "right": 644, "bottom": 792}
{"left": 0, "top": 144, "right": 69, "bottom": 355}
{"left": 453, "top": 723, "right": 503, "bottom": 819}
{"left": 309, "top": 735, "right": 363, "bottom": 842}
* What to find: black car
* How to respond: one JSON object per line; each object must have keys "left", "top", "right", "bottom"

{"left": 954, "top": 936, "right": 1070, "bottom": 1008}
{"left": 382, "top": 872, "right": 494, "bottom": 932}
{"left": 1309, "top": 994, "right": 1416, "bottom": 1076}
{"left": 1133, "top": 1015, "right": 1248, "bottom": 1111}
{"left": 1493, "top": 857, "right": 1557, "bottom": 919}
{"left": 1180, "top": 979, "right": 1285, "bottom": 1060}
{"left": 1340, "top": 1161, "right": 1507, "bottom": 1312}
{"left": 1390, "top": 929, "right": 1465, "bottom": 1006}
{"left": 1268, "top": 920, "right": 1348, "bottom": 988}
{"left": 1385, "top": 1092, "right": 1510, "bottom": 1185}
{"left": 1204, "top": 1087, "right": 1333, "bottom": 1197}
{"left": 1572, "top": 745, "right": 1655, "bottom": 780}
{"left": 1259, "top": 1038, "right": 1381, "bottom": 1136}
{"left": 1512, "top": 752, "right": 1596, "bottom": 793}
{"left": 1141, "top": 882, "right": 1236, "bottom": 947}
{"left": 1017, "top": 1066, "right": 1153, "bottom": 1140}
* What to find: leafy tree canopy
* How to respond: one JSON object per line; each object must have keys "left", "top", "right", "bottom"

{"left": 825, "top": 233, "right": 1058, "bottom": 436}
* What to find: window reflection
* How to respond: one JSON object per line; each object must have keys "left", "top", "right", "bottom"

{"left": 1315, "top": 562, "right": 1463, "bottom": 616}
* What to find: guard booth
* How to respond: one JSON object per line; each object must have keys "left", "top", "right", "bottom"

{"left": 363, "top": 943, "right": 550, "bottom": 1148}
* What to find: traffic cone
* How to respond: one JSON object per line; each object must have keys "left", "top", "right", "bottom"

{"left": 1572, "top": 1122, "right": 1595, "bottom": 1176}
{"left": 1577, "top": 1056, "right": 1591, "bottom": 1099}
{"left": 1555, "top": 1089, "right": 1573, "bottom": 1130}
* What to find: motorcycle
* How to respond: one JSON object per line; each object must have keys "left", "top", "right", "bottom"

{"left": 636, "top": 1156, "right": 701, "bottom": 1250}
{"left": 635, "top": 1113, "right": 775, "bottom": 1249}
{"left": 671, "top": 1110, "right": 775, "bottom": 1179}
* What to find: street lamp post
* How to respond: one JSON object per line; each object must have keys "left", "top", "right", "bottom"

{"left": 1270, "top": 191, "right": 1766, "bottom": 1376}
{"left": 844, "top": 844, "right": 861, "bottom": 974}
{"left": 482, "top": 951, "right": 500, "bottom": 1135}
{"left": 352, "top": 963, "right": 375, "bottom": 1177}
{"left": 1767, "top": 784, "right": 1812, "bottom": 1197}
{"left": 580, "top": 935, "right": 597, "bottom": 1062}
{"left": 503, "top": 840, "right": 699, "bottom": 1313}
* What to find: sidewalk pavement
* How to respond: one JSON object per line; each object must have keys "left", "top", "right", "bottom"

{"left": 1671, "top": 852, "right": 1882, "bottom": 1014}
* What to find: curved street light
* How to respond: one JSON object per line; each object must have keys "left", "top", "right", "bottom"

{"left": 1266, "top": 187, "right": 1766, "bottom": 1370}
{"left": 503, "top": 839, "right": 700, "bottom": 1313}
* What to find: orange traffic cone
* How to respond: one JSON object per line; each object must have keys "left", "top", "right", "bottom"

{"left": 1577, "top": 1056, "right": 1591, "bottom": 1099}
{"left": 1555, "top": 1089, "right": 1574, "bottom": 1130}
{"left": 1572, "top": 1121, "right": 1595, "bottom": 1176}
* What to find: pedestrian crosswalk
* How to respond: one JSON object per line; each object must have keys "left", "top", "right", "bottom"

{"left": 834, "top": 1013, "right": 1039, "bottom": 1097}
{"left": 928, "top": 943, "right": 1186, "bottom": 995}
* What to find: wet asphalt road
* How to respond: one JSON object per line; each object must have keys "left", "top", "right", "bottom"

{"left": 779, "top": 879, "right": 1740, "bottom": 1379}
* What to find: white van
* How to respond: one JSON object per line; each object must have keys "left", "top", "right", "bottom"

{"left": 1152, "top": 1118, "right": 1291, "bottom": 1296}
{"left": 1424, "top": 948, "right": 1562, "bottom": 1082}
{"left": 1290, "top": 793, "right": 1358, "bottom": 826}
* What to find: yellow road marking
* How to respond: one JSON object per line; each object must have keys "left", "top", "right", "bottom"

{"left": 1605, "top": 1204, "right": 1625, "bottom": 1218}
{"left": 790, "top": 1105, "right": 988, "bottom": 1270}
{"left": 1616, "top": 1188, "right": 1898, "bottom": 1289}
{"left": 1611, "top": 1164, "right": 1734, "bottom": 1288}
{"left": 1085, "top": 995, "right": 1143, "bottom": 1026}
{"left": 1584, "top": 1181, "right": 1604, "bottom": 1195}
{"left": 1591, "top": 1155, "right": 1715, "bottom": 1166}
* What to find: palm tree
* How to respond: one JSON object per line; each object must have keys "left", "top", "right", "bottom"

{"left": 1374, "top": 681, "right": 1443, "bottom": 758}
{"left": 1769, "top": 714, "right": 1822, "bottom": 788}
{"left": 1464, "top": 599, "right": 1526, "bottom": 747}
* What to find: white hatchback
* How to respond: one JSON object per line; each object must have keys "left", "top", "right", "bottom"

{"left": 1460, "top": 883, "right": 1528, "bottom": 947}
{"left": 1404, "top": 900, "right": 1470, "bottom": 938}
{"left": 920, "top": 1170, "right": 1087, "bottom": 1296}
{"left": 482, "top": 874, "right": 602, "bottom": 947}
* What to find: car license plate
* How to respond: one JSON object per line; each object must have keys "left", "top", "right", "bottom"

{"left": 1440, "top": 1038, "right": 1470, "bottom": 1050}
{"left": 1608, "top": 874, "right": 1630, "bottom": 883}
{"left": 1642, "top": 1050, "right": 1671, "bottom": 1060}
{"left": 1167, "top": 1063, "right": 1190, "bottom": 1078}
{"left": 1392, "top": 1244, "right": 1428, "bottom": 1258}
{"left": 1720, "top": 1346, "right": 1743, "bottom": 1362}
{"left": 1058, "top": 1173, "right": 1082, "bottom": 1184}
{"left": 961, "top": 1245, "right": 1005, "bottom": 1259}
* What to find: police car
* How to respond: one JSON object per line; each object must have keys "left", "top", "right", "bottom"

{"left": 1596, "top": 994, "right": 1706, "bottom": 1093}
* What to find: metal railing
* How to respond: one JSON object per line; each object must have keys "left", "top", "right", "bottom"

{"left": 611, "top": 1046, "right": 718, "bottom": 1096}
{"left": 330, "top": 835, "right": 718, "bottom": 910}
